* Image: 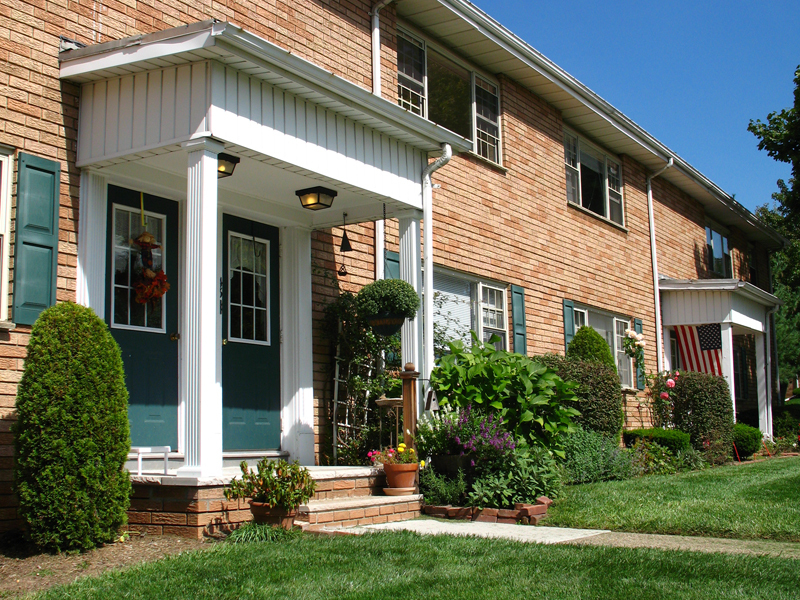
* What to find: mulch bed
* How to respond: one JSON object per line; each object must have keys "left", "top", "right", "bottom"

{"left": 0, "top": 531, "right": 210, "bottom": 598}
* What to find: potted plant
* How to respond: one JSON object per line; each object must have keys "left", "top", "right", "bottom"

{"left": 224, "top": 458, "right": 317, "bottom": 529}
{"left": 368, "top": 443, "right": 422, "bottom": 495}
{"left": 355, "top": 279, "right": 420, "bottom": 336}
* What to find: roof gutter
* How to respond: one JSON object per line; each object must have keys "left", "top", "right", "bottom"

{"left": 648, "top": 158, "right": 673, "bottom": 373}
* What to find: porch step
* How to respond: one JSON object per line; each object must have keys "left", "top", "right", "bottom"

{"left": 296, "top": 494, "right": 422, "bottom": 531}
{"left": 307, "top": 466, "right": 387, "bottom": 501}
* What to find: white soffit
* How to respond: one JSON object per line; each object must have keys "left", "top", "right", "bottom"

{"left": 397, "top": 0, "right": 785, "bottom": 249}
{"left": 59, "top": 20, "right": 472, "bottom": 156}
{"left": 659, "top": 279, "right": 781, "bottom": 308}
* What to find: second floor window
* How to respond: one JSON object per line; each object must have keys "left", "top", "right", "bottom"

{"left": 564, "top": 131, "right": 624, "bottom": 226}
{"left": 706, "top": 225, "right": 732, "bottom": 277}
{"left": 397, "top": 30, "right": 501, "bottom": 164}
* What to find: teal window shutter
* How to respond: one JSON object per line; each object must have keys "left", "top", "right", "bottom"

{"left": 385, "top": 250, "right": 400, "bottom": 280}
{"left": 563, "top": 299, "right": 575, "bottom": 352}
{"left": 634, "top": 318, "right": 645, "bottom": 390}
{"left": 510, "top": 285, "right": 527, "bottom": 355}
{"left": 13, "top": 153, "right": 60, "bottom": 325}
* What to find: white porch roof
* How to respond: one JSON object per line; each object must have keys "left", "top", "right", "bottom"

{"left": 659, "top": 278, "right": 780, "bottom": 334}
{"left": 59, "top": 20, "right": 473, "bottom": 229}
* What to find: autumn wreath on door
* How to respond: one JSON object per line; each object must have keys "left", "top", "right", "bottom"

{"left": 131, "top": 193, "right": 170, "bottom": 305}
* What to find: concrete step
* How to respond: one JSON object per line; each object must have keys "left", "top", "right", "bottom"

{"left": 297, "top": 493, "right": 422, "bottom": 531}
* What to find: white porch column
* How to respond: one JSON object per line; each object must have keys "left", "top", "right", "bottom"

{"left": 755, "top": 332, "right": 771, "bottom": 438}
{"left": 398, "top": 210, "right": 422, "bottom": 379}
{"left": 76, "top": 171, "right": 107, "bottom": 316}
{"left": 177, "top": 138, "right": 224, "bottom": 478}
{"left": 720, "top": 322, "right": 736, "bottom": 421}
{"left": 280, "top": 226, "right": 315, "bottom": 465}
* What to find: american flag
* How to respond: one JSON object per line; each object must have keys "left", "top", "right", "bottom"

{"left": 674, "top": 324, "right": 722, "bottom": 376}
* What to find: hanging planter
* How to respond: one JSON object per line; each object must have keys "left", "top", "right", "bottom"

{"left": 356, "top": 279, "right": 419, "bottom": 337}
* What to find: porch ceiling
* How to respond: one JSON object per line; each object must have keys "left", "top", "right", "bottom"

{"left": 93, "top": 146, "right": 415, "bottom": 229}
{"left": 397, "top": 0, "right": 785, "bottom": 250}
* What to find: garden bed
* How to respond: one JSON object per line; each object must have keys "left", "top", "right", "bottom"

{"left": 422, "top": 497, "right": 552, "bottom": 524}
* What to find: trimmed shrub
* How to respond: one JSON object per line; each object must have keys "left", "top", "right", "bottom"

{"left": 623, "top": 428, "right": 691, "bottom": 454}
{"left": 668, "top": 372, "right": 734, "bottom": 457}
{"left": 535, "top": 354, "right": 623, "bottom": 438}
{"left": 566, "top": 326, "right": 616, "bottom": 370}
{"left": 561, "top": 427, "right": 632, "bottom": 484}
{"left": 355, "top": 278, "right": 419, "bottom": 319}
{"left": 773, "top": 405, "right": 800, "bottom": 439}
{"left": 732, "top": 423, "right": 763, "bottom": 459}
{"left": 13, "top": 302, "right": 131, "bottom": 551}
{"left": 431, "top": 334, "right": 580, "bottom": 456}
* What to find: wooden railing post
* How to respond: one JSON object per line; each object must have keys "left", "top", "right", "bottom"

{"left": 400, "top": 362, "right": 419, "bottom": 448}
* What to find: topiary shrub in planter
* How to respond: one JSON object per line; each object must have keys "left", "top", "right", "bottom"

{"left": 355, "top": 279, "right": 419, "bottom": 335}
{"left": 732, "top": 423, "right": 763, "bottom": 459}
{"left": 13, "top": 302, "right": 131, "bottom": 551}
{"left": 566, "top": 326, "right": 616, "bottom": 370}
{"left": 535, "top": 354, "right": 623, "bottom": 439}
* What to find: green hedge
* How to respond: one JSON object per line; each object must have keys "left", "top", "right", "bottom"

{"left": 566, "top": 326, "right": 616, "bottom": 370}
{"left": 773, "top": 405, "right": 800, "bottom": 439}
{"left": 732, "top": 423, "right": 763, "bottom": 459}
{"left": 535, "top": 354, "right": 623, "bottom": 438}
{"left": 13, "top": 303, "right": 131, "bottom": 551}
{"left": 623, "top": 428, "right": 691, "bottom": 454}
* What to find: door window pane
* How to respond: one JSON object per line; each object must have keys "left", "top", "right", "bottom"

{"left": 111, "top": 206, "right": 167, "bottom": 331}
{"left": 229, "top": 232, "right": 270, "bottom": 345}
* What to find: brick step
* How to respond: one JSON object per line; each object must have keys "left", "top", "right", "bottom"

{"left": 307, "top": 466, "right": 387, "bottom": 501}
{"left": 297, "top": 494, "right": 422, "bottom": 531}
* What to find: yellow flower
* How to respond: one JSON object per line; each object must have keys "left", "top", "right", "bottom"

{"left": 397, "top": 447, "right": 405, "bottom": 453}
{"left": 420, "top": 460, "right": 425, "bottom": 469}
{"left": 409, "top": 448, "right": 415, "bottom": 454}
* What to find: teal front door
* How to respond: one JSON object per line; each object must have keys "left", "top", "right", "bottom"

{"left": 105, "top": 185, "right": 179, "bottom": 448}
{"left": 222, "top": 214, "right": 281, "bottom": 451}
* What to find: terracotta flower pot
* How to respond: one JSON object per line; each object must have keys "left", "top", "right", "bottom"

{"left": 248, "top": 501, "right": 297, "bottom": 530}
{"left": 383, "top": 463, "right": 418, "bottom": 494}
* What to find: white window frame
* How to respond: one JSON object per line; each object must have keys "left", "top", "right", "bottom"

{"left": 705, "top": 223, "right": 732, "bottom": 278}
{"left": 573, "top": 304, "right": 634, "bottom": 389}
{"left": 564, "top": 129, "right": 625, "bottom": 227}
{"left": 227, "top": 231, "right": 271, "bottom": 347}
{"left": 397, "top": 26, "right": 502, "bottom": 165}
{"left": 0, "top": 148, "right": 12, "bottom": 323}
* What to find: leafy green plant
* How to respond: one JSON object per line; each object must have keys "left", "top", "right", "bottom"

{"left": 566, "top": 326, "right": 616, "bottom": 370}
{"left": 355, "top": 278, "right": 420, "bottom": 319}
{"left": 224, "top": 459, "right": 317, "bottom": 510}
{"left": 732, "top": 423, "right": 763, "bottom": 459}
{"left": 419, "top": 467, "right": 467, "bottom": 506}
{"left": 13, "top": 302, "right": 131, "bottom": 552}
{"left": 535, "top": 354, "right": 623, "bottom": 438}
{"left": 431, "top": 333, "right": 580, "bottom": 457}
{"left": 623, "top": 428, "right": 691, "bottom": 454}
{"left": 673, "top": 447, "right": 709, "bottom": 472}
{"left": 562, "top": 427, "right": 632, "bottom": 484}
{"left": 468, "top": 447, "right": 562, "bottom": 509}
{"left": 226, "top": 522, "right": 302, "bottom": 544}
{"left": 773, "top": 406, "right": 800, "bottom": 438}
{"left": 630, "top": 439, "right": 678, "bottom": 477}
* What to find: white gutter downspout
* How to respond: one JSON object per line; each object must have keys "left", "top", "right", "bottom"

{"left": 765, "top": 304, "right": 778, "bottom": 438}
{"left": 647, "top": 157, "right": 673, "bottom": 373}
{"left": 423, "top": 144, "right": 452, "bottom": 382}
{"left": 371, "top": 0, "right": 393, "bottom": 280}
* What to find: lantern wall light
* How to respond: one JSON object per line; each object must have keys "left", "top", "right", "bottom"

{"left": 217, "top": 153, "right": 240, "bottom": 178}
{"left": 296, "top": 186, "right": 338, "bottom": 210}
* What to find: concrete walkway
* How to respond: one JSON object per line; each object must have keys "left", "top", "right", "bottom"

{"left": 353, "top": 519, "right": 800, "bottom": 558}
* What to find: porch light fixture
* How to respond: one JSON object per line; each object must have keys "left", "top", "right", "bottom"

{"left": 296, "top": 186, "right": 337, "bottom": 210}
{"left": 217, "top": 153, "right": 240, "bottom": 178}
{"left": 340, "top": 212, "right": 353, "bottom": 253}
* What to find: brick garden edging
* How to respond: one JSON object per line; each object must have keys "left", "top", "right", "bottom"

{"left": 422, "top": 496, "right": 552, "bottom": 525}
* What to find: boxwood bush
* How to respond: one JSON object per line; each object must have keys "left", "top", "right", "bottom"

{"left": 732, "top": 423, "right": 763, "bottom": 459}
{"left": 623, "top": 428, "right": 691, "bottom": 454}
{"left": 13, "top": 302, "right": 131, "bottom": 551}
{"left": 566, "top": 326, "right": 616, "bottom": 370}
{"left": 535, "top": 354, "right": 623, "bottom": 439}
{"left": 666, "top": 371, "right": 734, "bottom": 457}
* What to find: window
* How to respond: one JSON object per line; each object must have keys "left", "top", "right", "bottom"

{"left": 228, "top": 232, "right": 270, "bottom": 344}
{"left": 0, "top": 149, "right": 11, "bottom": 323}
{"left": 705, "top": 225, "right": 732, "bottom": 277}
{"left": 397, "top": 30, "right": 501, "bottom": 164}
{"left": 669, "top": 329, "right": 682, "bottom": 371}
{"left": 748, "top": 245, "right": 758, "bottom": 284}
{"left": 564, "top": 132, "right": 624, "bottom": 225}
{"left": 432, "top": 270, "right": 508, "bottom": 351}
{"left": 573, "top": 305, "right": 633, "bottom": 388}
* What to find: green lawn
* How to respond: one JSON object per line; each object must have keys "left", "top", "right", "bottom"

{"left": 34, "top": 532, "right": 800, "bottom": 600}
{"left": 547, "top": 456, "right": 800, "bottom": 540}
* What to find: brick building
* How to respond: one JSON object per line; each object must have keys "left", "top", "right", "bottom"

{"left": 0, "top": 0, "right": 784, "bottom": 534}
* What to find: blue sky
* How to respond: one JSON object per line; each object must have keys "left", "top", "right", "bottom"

{"left": 470, "top": 0, "right": 800, "bottom": 215}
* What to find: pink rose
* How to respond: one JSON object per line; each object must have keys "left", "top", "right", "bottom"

{"left": 666, "top": 379, "right": 675, "bottom": 388}
{"left": 660, "top": 392, "right": 670, "bottom": 400}
{"left": 674, "top": 371, "right": 680, "bottom": 377}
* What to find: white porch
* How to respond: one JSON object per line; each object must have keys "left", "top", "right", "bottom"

{"left": 660, "top": 279, "right": 781, "bottom": 438}
{"left": 60, "top": 21, "right": 471, "bottom": 479}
